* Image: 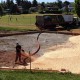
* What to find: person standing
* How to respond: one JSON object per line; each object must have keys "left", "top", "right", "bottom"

{"left": 15, "top": 43, "right": 22, "bottom": 63}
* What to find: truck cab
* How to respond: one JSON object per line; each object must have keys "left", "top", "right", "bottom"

{"left": 73, "top": 17, "right": 80, "bottom": 26}
{"left": 35, "top": 14, "right": 65, "bottom": 30}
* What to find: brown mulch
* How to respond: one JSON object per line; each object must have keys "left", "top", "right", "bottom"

{"left": 0, "top": 50, "right": 38, "bottom": 68}
{"left": 0, "top": 29, "right": 80, "bottom": 37}
{"left": 0, "top": 51, "right": 15, "bottom": 67}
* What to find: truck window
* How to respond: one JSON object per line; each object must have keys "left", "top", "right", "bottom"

{"left": 57, "top": 15, "right": 64, "bottom": 22}
{"left": 44, "top": 16, "right": 52, "bottom": 21}
{"left": 52, "top": 16, "right": 58, "bottom": 23}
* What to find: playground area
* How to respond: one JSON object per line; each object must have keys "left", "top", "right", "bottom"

{"left": 0, "top": 32, "right": 80, "bottom": 74}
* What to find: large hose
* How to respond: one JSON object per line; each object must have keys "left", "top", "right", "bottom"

{"left": 21, "top": 33, "right": 41, "bottom": 64}
{"left": 31, "top": 32, "right": 41, "bottom": 56}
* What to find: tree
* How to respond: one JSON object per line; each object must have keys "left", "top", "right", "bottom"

{"left": 6, "top": 0, "right": 14, "bottom": 9}
{"left": 75, "top": 0, "right": 80, "bottom": 17}
{"left": 41, "top": 2, "right": 45, "bottom": 8}
{"left": 0, "top": 4, "right": 3, "bottom": 16}
{"left": 16, "top": 0, "right": 21, "bottom": 6}
{"left": 38, "top": 2, "right": 45, "bottom": 13}
{"left": 6, "top": 0, "right": 11, "bottom": 8}
{"left": 10, "top": 4, "right": 20, "bottom": 14}
{"left": 0, "top": 1, "right": 7, "bottom": 10}
{"left": 22, "top": 1, "right": 31, "bottom": 10}
{"left": 64, "top": 1, "right": 70, "bottom": 14}
{"left": 32, "top": 0, "right": 38, "bottom": 7}
{"left": 57, "top": 0, "right": 62, "bottom": 9}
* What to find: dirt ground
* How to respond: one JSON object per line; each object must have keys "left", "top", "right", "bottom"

{"left": 0, "top": 30, "right": 80, "bottom": 74}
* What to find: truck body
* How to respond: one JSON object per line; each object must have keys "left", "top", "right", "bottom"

{"left": 35, "top": 14, "right": 80, "bottom": 30}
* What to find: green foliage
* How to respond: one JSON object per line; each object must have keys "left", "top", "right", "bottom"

{"left": 32, "top": 0, "right": 38, "bottom": 7}
{"left": 16, "top": 0, "right": 21, "bottom": 5}
{"left": 0, "top": 4, "right": 4, "bottom": 16}
{"left": 11, "top": 4, "right": 20, "bottom": 14}
{"left": 6, "top": 0, "right": 14, "bottom": 9}
{"left": 64, "top": 1, "right": 70, "bottom": 14}
{"left": 57, "top": 0, "right": 62, "bottom": 9}
{"left": 75, "top": 0, "right": 80, "bottom": 17}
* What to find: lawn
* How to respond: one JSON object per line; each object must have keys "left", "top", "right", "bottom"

{"left": 0, "top": 13, "right": 80, "bottom": 32}
{"left": 0, "top": 14, "right": 38, "bottom": 31}
{"left": 0, "top": 70, "right": 80, "bottom": 80}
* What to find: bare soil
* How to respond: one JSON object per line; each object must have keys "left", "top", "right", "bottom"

{"left": 0, "top": 32, "right": 71, "bottom": 67}
{"left": 0, "top": 29, "right": 80, "bottom": 74}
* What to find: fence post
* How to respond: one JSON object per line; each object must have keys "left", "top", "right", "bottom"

{"left": 29, "top": 51, "right": 32, "bottom": 72}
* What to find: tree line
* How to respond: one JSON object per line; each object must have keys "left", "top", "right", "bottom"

{"left": 0, "top": 0, "right": 80, "bottom": 17}
{"left": 0, "top": 0, "right": 38, "bottom": 15}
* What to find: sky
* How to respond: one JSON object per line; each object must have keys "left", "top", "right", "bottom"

{"left": 0, "top": 0, "right": 74, "bottom": 3}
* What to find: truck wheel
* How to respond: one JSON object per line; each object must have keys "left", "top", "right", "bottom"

{"left": 64, "top": 26, "right": 70, "bottom": 31}
{"left": 67, "top": 27, "right": 70, "bottom": 31}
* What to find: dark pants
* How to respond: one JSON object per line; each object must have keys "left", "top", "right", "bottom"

{"left": 15, "top": 53, "right": 21, "bottom": 62}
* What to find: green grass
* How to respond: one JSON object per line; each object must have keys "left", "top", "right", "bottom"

{"left": 0, "top": 70, "right": 80, "bottom": 80}
{"left": 0, "top": 14, "right": 37, "bottom": 25}
{"left": 0, "top": 13, "right": 78, "bottom": 31}
{"left": 0, "top": 26, "right": 37, "bottom": 31}
{"left": 0, "top": 14, "right": 38, "bottom": 31}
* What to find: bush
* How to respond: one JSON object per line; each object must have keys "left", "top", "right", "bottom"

{"left": 39, "top": 10, "right": 62, "bottom": 14}
{"left": 22, "top": 10, "right": 29, "bottom": 14}
{"left": 46, "top": 10, "right": 62, "bottom": 14}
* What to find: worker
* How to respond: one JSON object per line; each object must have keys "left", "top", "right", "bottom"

{"left": 15, "top": 43, "right": 23, "bottom": 63}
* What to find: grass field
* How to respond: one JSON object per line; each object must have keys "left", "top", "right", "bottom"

{"left": 0, "top": 70, "right": 80, "bottom": 80}
{"left": 0, "top": 14, "right": 38, "bottom": 31}
{"left": 0, "top": 13, "right": 80, "bottom": 32}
